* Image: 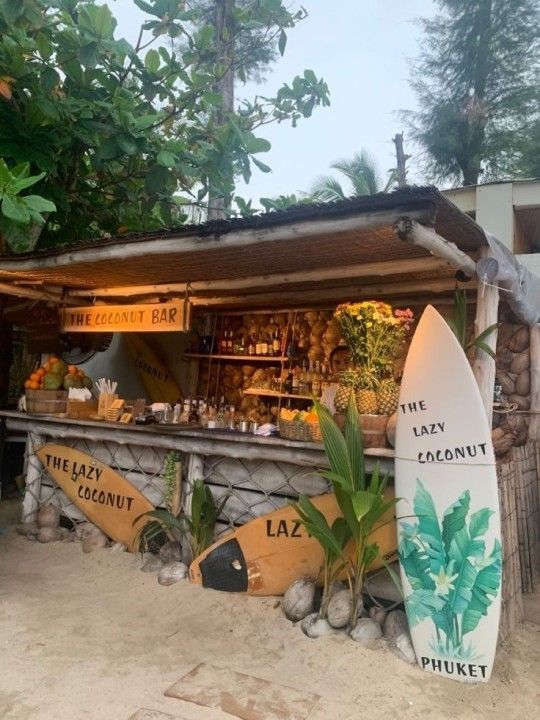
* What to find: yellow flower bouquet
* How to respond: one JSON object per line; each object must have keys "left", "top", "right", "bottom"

{"left": 334, "top": 301, "right": 414, "bottom": 381}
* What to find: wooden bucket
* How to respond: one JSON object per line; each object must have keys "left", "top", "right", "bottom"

{"left": 25, "top": 389, "right": 68, "bottom": 415}
{"left": 359, "top": 414, "right": 389, "bottom": 448}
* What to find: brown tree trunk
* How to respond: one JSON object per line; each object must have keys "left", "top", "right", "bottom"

{"left": 208, "top": 0, "right": 236, "bottom": 220}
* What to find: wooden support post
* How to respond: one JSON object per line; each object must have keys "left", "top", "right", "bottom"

{"left": 529, "top": 324, "right": 540, "bottom": 440}
{"left": 22, "top": 431, "right": 45, "bottom": 522}
{"left": 473, "top": 249, "right": 499, "bottom": 423}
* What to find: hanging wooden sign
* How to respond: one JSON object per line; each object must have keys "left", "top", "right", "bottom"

{"left": 124, "top": 333, "right": 182, "bottom": 404}
{"left": 61, "top": 300, "right": 188, "bottom": 333}
{"left": 36, "top": 443, "right": 154, "bottom": 551}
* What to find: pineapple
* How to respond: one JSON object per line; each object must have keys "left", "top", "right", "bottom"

{"left": 356, "top": 389, "right": 378, "bottom": 414}
{"left": 377, "top": 378, "right": 400, "bottom": 415}
{"left": 334, "top": 369, "right": 361, "bottom": 413}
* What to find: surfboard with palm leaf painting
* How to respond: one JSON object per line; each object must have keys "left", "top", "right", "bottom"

{"left": 395, "top": 305, "right": 501, "bottom": 683}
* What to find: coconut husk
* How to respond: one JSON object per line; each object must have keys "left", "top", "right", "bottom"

{"left": 496, "top": 370, "right": 516, "bottom": 396}
{"left": 501, "top": 414, "right": 528, "bottom": 445}
{"left": 305, "top": 311, "right": 319, "bottom": 325}
{"left": 492, "top": 430, "right": 516, "bottom": 457}
{"left": 223, "top": 364, "right": 235, "bottom": 376}
{"left": 508, "top": 326, "right": 529, "bottom": 353}
{"left": 496, "top": 323, "right": 514, "bottom": 350}
{"left": 496, "top": 348, "right": 514, "bottom": 368}
{"left": 252, "top": 368, "right": 267, "bottom": 382}
{"left": 242, "top": 378, "right": 252, "bottom": 390}
{"left": 242, "top": 365, "right": 256, "bottom": 377}
{"left": 37, "top": 503, "right": 60, "bottom": 529}
{"left": 510, "top": 351, "right": 529, "bottom": 375}
{"left": 515, "top": 370, "right": 530, "bottom": 396}
{"left": 509, "top": 394, "right": 530, "bottom": 411}
{"left": 311, "top": 320, "right": 327, "bottom": 336}
{"left": 308, "top": 345, "right": 324, "bottom": 362}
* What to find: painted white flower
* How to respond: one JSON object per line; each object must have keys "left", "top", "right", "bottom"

{"left": 429, "top": 566, "right": 459, "bottom": 596}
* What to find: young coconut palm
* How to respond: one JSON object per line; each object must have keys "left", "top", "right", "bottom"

{"left": 293, "top": 396, "right": 400, "bottom": 630}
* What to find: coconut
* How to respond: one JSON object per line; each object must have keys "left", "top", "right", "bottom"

{"left": 141, "top": 555, "right": 164, "bottom": 573}
{"left": 158, "top": 561, "right": 188, "bottom": 586}
{"left": 515, "top": 370, "right": 530, "bottom": 396}
{"left": 493, "top": 431, "right": 516, "bottom": 456}
{"left": 37, "top": 504, "right": 60, "bottom": 529}
{"left": 82, "top": 525, "right": 109, "bottom": 553}
{"left": 369, "top": 605, "right": 387, "bottom": 627}
{"left": 37, "top": 527, "right": 62, "bottom": 543}
{"left": 311, "top": 320, "right": 327, "bottom": 336}
{"left": 327, "top": 589, "right": 354, "bottom": 628}
{"left": 509, "top": 394, "right": 530, "bottom": 411}
{"left": 242, "top": 365, "right": 256, "bottom": 377}
{"left": 242, "top": 378, "right": 252, "bottom": 390}
{"left": 308, "top": 346, "right": 324, "bottom": 363}
{"left": 510, "top": 351, "right": 529, "bottom": 375}
{"left": 223, "top": 364, "right": 235, "bottom": 376}
{"left": 495, "top": 371, "right": 515, "bottom": 396}
{"left": 282, "top": 577, "right": 317, "bottom": 621}
{"left": 301, "top": 613, "right": 335, "bottom": 639}
{"left": 383, "top": 609, "right": 409, "bottom": 639}
{"left": 159, "top": 540, "right": 183, "bottom": 564}
{"left": 390, "top": 632, "right": 417, "bottom": 665}
{"left": 252, "top": 368, "right": 267, "bottom": 382}
{"left": 496, "top": 323, "right": 514, "bottom": 350}
{"left": 305, "top": 311, "right": 319, "bottom": 325}
{"left": 349, "top": 618, "right": 382, "bottom": 646}
{"left": 508, "top": 326, "right": 529, "bottom": 353}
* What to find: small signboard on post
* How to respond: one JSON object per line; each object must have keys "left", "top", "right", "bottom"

{"left": 61, "top": 300, "right": 189, "bottom": 333}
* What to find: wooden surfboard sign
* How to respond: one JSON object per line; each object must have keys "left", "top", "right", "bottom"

{"left": 189, "top": 491, "right": 397, "bottom": 596}
{"left": 36, "top": 443, "right": 154, "bottom": 552}
{"left": 395, "top": 305, "right": 502, "bottom": 683}
{"left": 124, "top": 333, "right": 182, "bottom": 405}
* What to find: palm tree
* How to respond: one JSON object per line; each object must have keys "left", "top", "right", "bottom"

{"left": 310, "top": 149, "right": 397, "bottom": 202}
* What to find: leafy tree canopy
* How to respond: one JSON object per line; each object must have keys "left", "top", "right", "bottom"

{"left": 0, "top": 0, "right": 329, "bottom": 252}
{"left": 407, "top": 0, "right": 540, "bottom": 186}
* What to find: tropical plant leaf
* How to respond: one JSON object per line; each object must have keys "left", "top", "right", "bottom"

{"left": 462, "top": 540, "right": 502, "bottom": 636}
{"left": 406, "top": 588, "right": 446, "bottom": 626}
{"left": 351, "top": 490, "right": 376, "bottom": 521}
{"left": 344, "top": 394, "right": 364, "bottom": 490}
{"left": 292, "top": 495, "right": 348, "bottom": 560}
{"left": 441, "top": 490, "right": 470, "bottom": 554}
{"left": 315, "top": 401, "right": 353, "bottom": 490}
{"left": 413, "top": 480, "right": 445, "bottom": 572}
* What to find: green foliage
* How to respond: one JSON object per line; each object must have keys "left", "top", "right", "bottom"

{"left": 310, "top": 149, "right": 398, "bottom": 202}
{"left": 163, "top": 450, "right": 180, "bottom": 512}
{"left": 134, "top": 478, "right": 227, "bottom": 558}
{"left": 407, "top": 0, "right": 540, "bottom": 185}
{"left": 399, "top": 481, "right": 501, "bottom": 658}
{"left": 0, "top": 0, "right": 329, "bottom": 251}
{"left": 446, "top": 288, "right": 498, "bottom": 359}
{"left": 292, "top": 396, "right": 399, "bottom": 628}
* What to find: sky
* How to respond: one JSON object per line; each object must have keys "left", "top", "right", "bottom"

{"left": 111, "top": 0, "right": 436, "bottom": 205}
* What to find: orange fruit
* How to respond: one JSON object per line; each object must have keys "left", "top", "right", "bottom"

{"left": 68, "top": 365, "right": 77, "bottom": 375}
{"left": 78, "top": 369, "right": 85, "bottom": 378}
{"left": 24, "top": 380, "right": 32, "bottom": 389}
{"left": 48, "top": 356, "right": 59, "bottom": 364}
{"left": 36, "top": 367, "right": 46, "bottom": 378}
{"left": 30, "top": 372, "right": 41, "bottom": 383}
{"left": 28, "top": 380, "right": 40, "bottom": 390}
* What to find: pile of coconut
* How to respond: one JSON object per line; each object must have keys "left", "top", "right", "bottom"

{"left": 281, "top": 577, "right": 415, "bottom": 665}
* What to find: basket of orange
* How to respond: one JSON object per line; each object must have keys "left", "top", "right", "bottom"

{"left": 279, "top": 408, "right": 322, "bottom": 443}
{"left": 24, "top": 357, "right": 92, "bottom": 415}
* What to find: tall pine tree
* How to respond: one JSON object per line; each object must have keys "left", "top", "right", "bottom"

{"left": 408, "top": 0, "right": 540, "bottom": 186}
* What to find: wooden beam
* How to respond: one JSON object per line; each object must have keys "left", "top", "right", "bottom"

{"left": 473, "top": 249, "right": 499, "bottom": 422}
{"left": 190, "top": 277, "right": 467, "bottom": 309}
{"left": 394, "top": 217, "right": 477, "bottom": 277}
{"left": 0, "top": 282, "right": 78, "bottom": 305}
{"left": 529, "top": 324, "right": 540, "bottom": 440}
{"left": 66, "top": 256, "right": 449, "bottom": 299}
{"left": 0, "top": 206, "right": 434, "bottom": 273}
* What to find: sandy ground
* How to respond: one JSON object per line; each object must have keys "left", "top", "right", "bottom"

{"left": 1, "top": 498, "right": 539, "bottom": 720}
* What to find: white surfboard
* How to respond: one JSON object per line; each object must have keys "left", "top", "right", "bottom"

{"left": 395, "top": 305, "right": 501, "bottom": 683}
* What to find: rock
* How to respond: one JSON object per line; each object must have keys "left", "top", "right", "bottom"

{"left": 349, "top": 618, "right": 382, "bottom": 646}
{"left": 141, "top": 555, "right": 164, "bottom": 573}
{"left": 383, "top": 609, "right": 409, "bottom": 639}
{"left": 157, "top": 561, "right": 188, "bottom": 586}
{"left": 82, "top": 526, "right": 109, "bottom": 553}
{"left": 301, "top": 612, "right": 336, "bottom": 639}
{"left": 159, "top": 540, "right": 183, "bottom": 564}
{"left": 74, "top": 522, "right": 94, "bottom": 540}
{"left": 390, "top": 632, "right": 417, "bottom": 665}
{"left": 110, "top": 541, "right": 127, "bottom": 552}
{"left": 16, "top": 521, "right": 38, "bottom": 537}
{"left": 327, "top": 589, "right": 353, "bottom": 628}
{"left": 37, "top": 504, "right": 60, "bottom": 529}
{"left": 369, "top": 605, "right": 387, "bottom": 627}
{"left": 282, "top": 578, "right": 317, "bottom": 622}
{"left": 37, "top": 526, "right": 62, "bottom": 543}
{"left": 60, "top": 527, "right": 75, "bottom": 541}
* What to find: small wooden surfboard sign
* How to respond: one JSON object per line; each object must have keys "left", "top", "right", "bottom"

{"left": 395, "top": 305, "right": 502, "bottom": 683}
{"left": 124, "top": 333, "right": 182, "bottom": 405}
{"left": 36, "top": 443, "right": 154, "bottom": 552}
{"left": 189, "top": 491, "right": 397, "bottom": 596}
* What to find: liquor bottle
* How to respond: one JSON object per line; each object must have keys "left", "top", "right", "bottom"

{"left": 260, "top": 334, "right": 268, "bottom": 356}
{"left": 283, "top": 370, "right": 293, "bottom": 395}
{"left": 179, "top": 400, "right": 190, "bottom": 424}
{"left": 217, "top": 396, "right": 226, "bottom": 428}
{"left": 188, "top": 399, "right": 200, "bottom": 425}
{"left": 320, "top": 362, "right": 331, "bottom": 395}
{"left": 248, "top": 335, "right": 255, "bottom": 356}
{"left": 299, "top": 360, "right": 309, "bottom": 395}
{"left": 312, "top": 361, "right": 322, "bottom": 398}
{"left": 219, "top": 328, "right": 227, "bottom": 354}
{"left": 255, "top": 334, "right": 262, "bottom": 356}
{"left": 227, "top": 329, "right": 234, "bottom": 354}
{"left": 199, "top": 401, "right": 208, "bottom": 427}
{"left": 272, "top": 325, "right": 281, "bottom": 356}
{"left": 291, "top": 367, "right": 300, "bottom": 395}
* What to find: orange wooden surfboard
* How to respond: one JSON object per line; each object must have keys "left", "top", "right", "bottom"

{"left": 124, "top": 333, "right": 182, "bottom": 404}
{"left": 189, "top": 491, "right": 397, "bottom": 596}
{"left": 36, "top": 443, "right": 154, "bottom": 551}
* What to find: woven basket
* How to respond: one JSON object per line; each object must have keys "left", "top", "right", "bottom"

{"left": 25, "top": 388, "right": 68, "bottom": 415}
{"left": 279, "top": 418, "right": 322, "bottom": 443}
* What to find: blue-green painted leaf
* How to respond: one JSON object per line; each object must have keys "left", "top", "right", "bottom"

{"left": 447, "top": 557, "right": 478, "bottom": 615}
{"left": 469, "top": 508, "right": 494, "bottom": 539}
{"left": 441, "top": 490, "right": 470, "bottom": 553}
{"left": 399, "top": 536, "right": 434, "bottom": 591}
{"left": 462, "top": 540, "right": 502, "bottom": 635}
{"left": 405, "top": 588, "right": 446, "bottom": 626}
{"left": 448, "top": 526, "right": 485, "bottom": 566}
{"left": 413, "top": 480, "right": 445, "bottom": 573}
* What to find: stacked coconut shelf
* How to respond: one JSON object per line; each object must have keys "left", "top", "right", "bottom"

{"left": 192, "top": 309, "right": 343, "bottom": 427}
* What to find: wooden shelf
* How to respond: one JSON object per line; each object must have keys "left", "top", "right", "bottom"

{"left": 243, "top": 388, "right": 313, "bottom": 401}
{"left": 184, "top": 353, "right": 288, "bottom": 362}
